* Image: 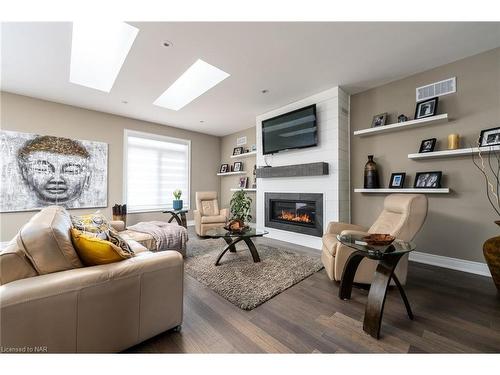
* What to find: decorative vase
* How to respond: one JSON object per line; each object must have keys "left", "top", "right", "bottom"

{"left": 483, "top": 221, "right": 500, "bottom": 291}
{"left": 364, "top": 155, "right": 380, "bottom": 189}
{"left": 172, "top": 200, "right": 183, "bottom": 210}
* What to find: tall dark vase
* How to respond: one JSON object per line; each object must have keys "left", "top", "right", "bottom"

{"left": 483, "top": 221, "right": 500, "bottom": 291}
{"left": 364, "top": 155, "right": 380, "bottom": 189}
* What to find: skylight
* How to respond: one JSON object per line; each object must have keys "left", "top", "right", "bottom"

{"left": 154, "top": 59, "right": 230, "bottom": 111}
{"left": 70, "top": 22, "right": 139, "bottom": 92}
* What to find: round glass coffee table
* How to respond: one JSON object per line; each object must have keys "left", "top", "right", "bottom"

{"left": 337, "top": 233, "right": 416, "bottom": 339}
{"left": 205, "top": 227, "right": 269, "bottom": 266}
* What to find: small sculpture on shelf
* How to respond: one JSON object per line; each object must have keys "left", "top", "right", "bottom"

{"left": 398, "top": 114, "right": 409, "bottom": 123}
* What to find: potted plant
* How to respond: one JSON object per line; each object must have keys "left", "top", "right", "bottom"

{"left": 472, "top": 145, "right": 500, "bottom": 290}
{"left": 227, "top": 190, "right": 252, "bottom": 232}
{"left": 172, "top": 189, "right": 183, "bottom": 210}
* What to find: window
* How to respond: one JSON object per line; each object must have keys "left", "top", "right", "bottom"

{"left": 124, "top": 130, "right": 190, "bottom": 212}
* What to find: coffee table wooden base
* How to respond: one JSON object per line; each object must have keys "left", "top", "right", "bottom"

{"left": 339, "top": 251, "right": 414, "bottom": 339}
{"left": 215, "top": 236, "right": 261, "bottom": 266}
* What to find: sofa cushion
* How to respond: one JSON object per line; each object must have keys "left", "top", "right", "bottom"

{"left": 70, "top": 228, "right": 133, "bottom": 266}
{"left": 19, "top": 206, "right": 83, "bottom": 274}
{"left": 201, "top": 214, "right": 226, "bottom": 224}
{"left": 322, "top": 233, "right": 339, "bottom": 256}
{"left": 0, "top": 236, "right": 38, "bottom": 285}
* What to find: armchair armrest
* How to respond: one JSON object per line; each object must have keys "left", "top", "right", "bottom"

{"left": 340, "top": 229, "right": 370, "bottom": 237}
{"left": 326, "top": 222, "right": 367, "bottom": 235}
{"left": 110, "top": 220, "right": 125, "bottom": 232}
{"left": 220, "top": 208, "right": 229, "bottom": 220}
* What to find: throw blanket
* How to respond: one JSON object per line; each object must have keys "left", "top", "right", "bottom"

{"left": 126, "top": 221, "right": 188, "bottom": 252}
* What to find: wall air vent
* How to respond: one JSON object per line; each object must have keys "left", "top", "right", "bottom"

{"left": 416, "top": 77, "right": 456, "bottom": 102}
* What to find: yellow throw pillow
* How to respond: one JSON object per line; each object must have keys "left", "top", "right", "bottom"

{"left": 70, "top": 228, "right": 132, "bottom": 266}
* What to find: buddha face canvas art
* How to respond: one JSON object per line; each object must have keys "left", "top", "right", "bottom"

{"left": 0, "top": 130, "right": 108, "bottom": 212}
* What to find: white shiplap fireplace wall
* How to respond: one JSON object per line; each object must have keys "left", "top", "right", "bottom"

{"left": 256, "top": 87, "right": 350, "bottom": 249}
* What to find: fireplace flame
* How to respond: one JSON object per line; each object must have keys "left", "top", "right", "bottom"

{"left": 278, "top": 210, "right": 313, "bottom": 224}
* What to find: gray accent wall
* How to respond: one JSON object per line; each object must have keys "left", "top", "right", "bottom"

{"left": 0, "top": 92, "right": 221, "bottom": 241}
{"left": 350, "top": 47, "right": 500, "bottom": 263}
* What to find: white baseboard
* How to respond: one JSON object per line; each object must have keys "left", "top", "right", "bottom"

{"left": 409, "top": 251, "right": 491, "bottom": 277}
{"left": 187, "top": 220, "right": 195, "bottom": 227}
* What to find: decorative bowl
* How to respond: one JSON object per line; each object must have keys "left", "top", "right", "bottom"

{"left": 223, "top": 225, "right": 249, "bottom": 234}
{"left": 362, "top": 234, "right": 395, "bottom": 246}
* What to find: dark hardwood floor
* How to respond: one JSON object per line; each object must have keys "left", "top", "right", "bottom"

{"left": 127, "top": 233, "right": 500, "bottom": 353}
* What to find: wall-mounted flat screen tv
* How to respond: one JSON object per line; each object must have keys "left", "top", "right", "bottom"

{"left": 262, "top": 104, "right": 317, "bottom": 155}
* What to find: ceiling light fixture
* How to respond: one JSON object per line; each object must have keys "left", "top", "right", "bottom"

{"left": 163, "top": 40, "right": 173, "bottom": 47}
{"left": 261, "top": 89, "right": 269, "bottom": 94}
{"left": 154, "top": 59, "right": 230, "bottom": 111}
{"left": 70, "top": 22, "right": 139, "bottom": 92}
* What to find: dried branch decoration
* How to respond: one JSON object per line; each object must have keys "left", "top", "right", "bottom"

{"left": 472, "top": 137, "right": 500, "bottom": 216}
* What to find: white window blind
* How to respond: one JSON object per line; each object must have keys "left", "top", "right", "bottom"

{"left": 124, "top": 130, "right": 190, "bottom": 212}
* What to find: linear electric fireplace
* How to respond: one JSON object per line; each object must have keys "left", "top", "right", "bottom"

{"left": 265, "top": 192, "right": 323, "bottom": 237}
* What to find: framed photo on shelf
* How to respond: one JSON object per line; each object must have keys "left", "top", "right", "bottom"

{"left": 414, "top": 171, "right": 442, "bottom": 188}
{"left": 371, "top": 113, "right": 388, "bottom": 128}
{"left": 389, "top": 172, "right": 406, "bottom": 188}
{"left": 238, "top": 177, "right": 248, "bottom": 188}
{"left": 478, "top": 126, "right": 500, "bottom": 147}
{"left": 419, "top": 138, "right": 437, "bottom": 153}
{"left": 219, "top": 164, "right": 229, "bottom": 173}
{"left": 233, "top": 161, "right": 243, "bottom": 172}
{"left": 233, "top": 147, "right": 244, "bottom": 156}
{"left": 415, "top": 97, "right": 438, "bottom": 119}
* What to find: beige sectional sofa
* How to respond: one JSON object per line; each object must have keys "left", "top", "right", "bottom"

{"left": 0, "top": 206, "right": 183, "bottom": 353}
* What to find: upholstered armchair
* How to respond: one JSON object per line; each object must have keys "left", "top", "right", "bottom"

{"left": 321, "top": 194, "right": 428, "bottom": 284}
{"left": 194, "top": 191, "right": 229, "bottom": 236}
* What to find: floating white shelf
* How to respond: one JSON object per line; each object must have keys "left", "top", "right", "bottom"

{"left": 353, "top": 114, "right": 448, "bottom": 137}
{"left": 217, "top": 171, "right": 246, "bottom": 176}
{"left": 354, "top": 188, "right": 450, "bottom": 194}
{"left": 408, "top": 146, "right": 500, "bottom": 160}
{"left": 230, "top": 150, "right": 257, "bottom": 159}
{"left": 230, "top": 188, "right": 257, "bottom": 192}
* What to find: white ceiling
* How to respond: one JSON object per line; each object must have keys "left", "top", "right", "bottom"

{"left": 2, "top": 22, "right": 500, "bottom": 136}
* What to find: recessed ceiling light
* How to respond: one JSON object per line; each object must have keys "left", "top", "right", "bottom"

{"left": 163, "top": 40, "right": 173, "bottom": 47}
{"left": 154, "top": 59, "right": 230, "bottom": 111}
{"left": 70, "top": 22, "right": 139, "bottom": 92}
{"left": 261, "top": 89, "right": 269, "bottom": 94}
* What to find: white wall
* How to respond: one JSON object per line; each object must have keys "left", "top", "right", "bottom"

{"left": 255, "top": 87, "right": 350, "bottom": 249}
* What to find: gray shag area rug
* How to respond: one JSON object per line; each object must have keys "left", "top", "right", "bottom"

{"left": 184, "top": 234, "right": 323, "bottom": 310}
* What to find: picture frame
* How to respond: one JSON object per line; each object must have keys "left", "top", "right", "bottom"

{"left": 389, "top": 172, "right": 406, "bottom": 188}
{"left": 238, "top": 177, "right": 248, "bottom": 188}
{"left": 478, "top": 126, "right": 500, "bottom": 147}
{"left": 371, "top": 113, "right": 388, "bottom": 128}
{"left": 415, "top": 97, "right": 438, "bottom": 120}
{"left": 233, "top": 161, "right": 243, "bottom": 172}
{"left": 414, "top": 171, "right": 442, "bottom": 188}
{"left": 233, "top": 147, "right": 244, "bottom": 156}
{"left": 219, "top": 164, "right": 229, "bottom": 173}
{"left": 419, "top": 138, "right": 437, "bottom": 153}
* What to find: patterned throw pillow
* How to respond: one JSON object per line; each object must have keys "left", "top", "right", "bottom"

{"left": 71, "top": 212, "right": 134, "bottom": 255}
{"left": 107, "top": 228, "right": 134, "bottom": 256}
{"left": 71, "top": 212, "right": 110, "bottom": 238}
{"left": 70, "top": 228, "right": 132, "bottom": 266}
